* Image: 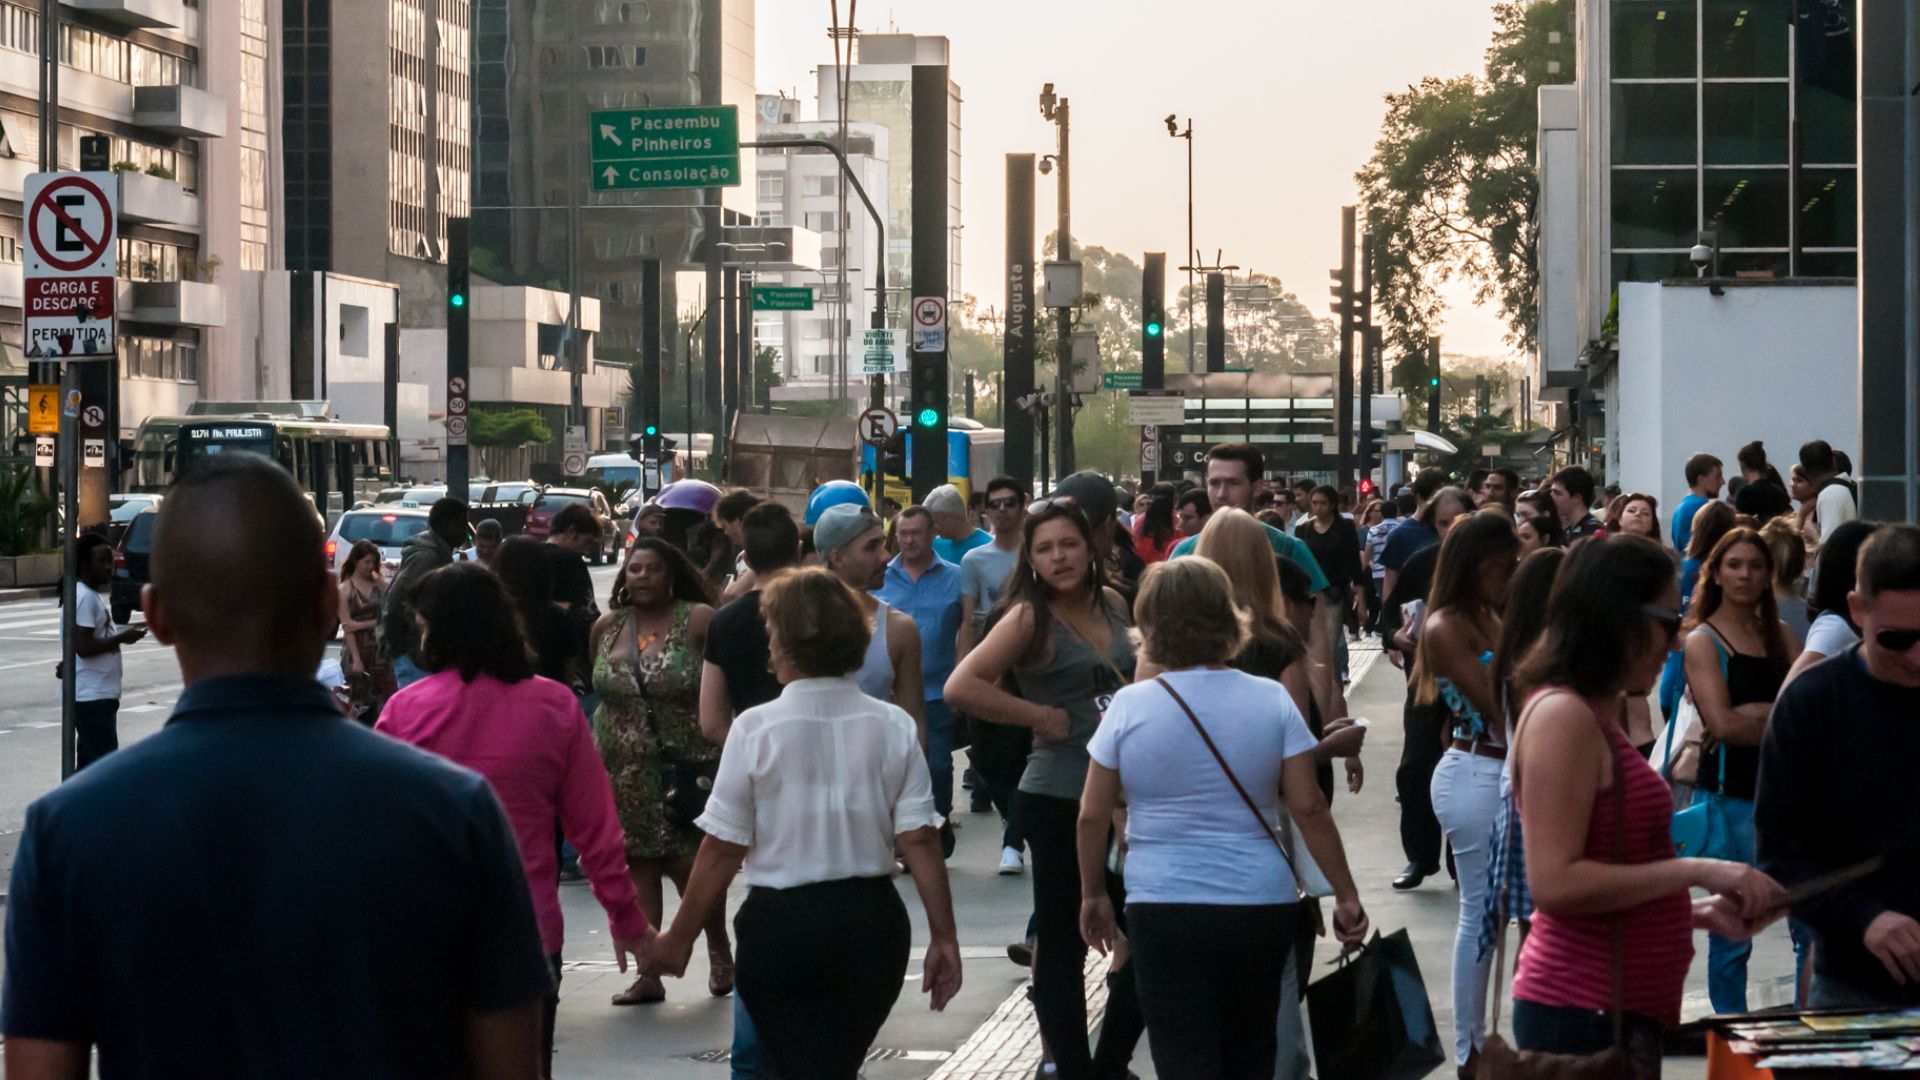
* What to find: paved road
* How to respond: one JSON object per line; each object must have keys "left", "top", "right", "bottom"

{"left": 0, "top": 597, "right": 1794, "bottom": 1076}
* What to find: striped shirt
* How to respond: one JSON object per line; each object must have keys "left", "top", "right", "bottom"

{"left": 1511, "top": 690, "right": 1694, "bottom": 1026}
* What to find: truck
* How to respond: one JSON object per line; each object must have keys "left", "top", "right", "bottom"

{"left": 726, "top": 414, "right": 859, "bottom": 515}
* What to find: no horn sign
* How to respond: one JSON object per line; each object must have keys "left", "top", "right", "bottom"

{"left": 24, "top": 172, "right": 118, "bottom": 359}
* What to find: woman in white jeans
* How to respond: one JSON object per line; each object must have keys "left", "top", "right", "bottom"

{"left": 1412, "top": 511, "right": 1520, "bottom": 1076}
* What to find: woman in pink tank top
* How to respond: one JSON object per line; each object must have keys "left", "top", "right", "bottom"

{"left": 1507, "top": 536, "right": 1786, "bottom": 1074}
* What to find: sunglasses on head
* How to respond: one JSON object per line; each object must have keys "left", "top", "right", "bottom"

{"left": 1641, "top": 603, "right": 1684, "bottom": 638}
{"left": 1876, "top": 627, "right": 1920, "bottom": 653}
{"left": 1028, "top": 496, "right": 1077, "bottom": 515}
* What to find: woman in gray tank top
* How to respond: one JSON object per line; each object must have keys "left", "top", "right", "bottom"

{"left": 946, "top": 502, "right": 1145, "bottom": 1079}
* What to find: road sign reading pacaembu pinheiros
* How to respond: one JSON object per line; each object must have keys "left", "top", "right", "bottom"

{"left": 591, "top": 106, "right": 740, "bottom": 191}
{"left": 753, "top": 286, "right": 814, "bottom": 312}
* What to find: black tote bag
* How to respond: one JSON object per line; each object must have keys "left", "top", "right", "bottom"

{"left": 1306, "top": 928, "right": 1447, "bottom": 1080}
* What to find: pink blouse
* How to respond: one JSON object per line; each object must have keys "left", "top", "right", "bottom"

{"left": 378, "top": 671, "right": 650, "bottom": 955}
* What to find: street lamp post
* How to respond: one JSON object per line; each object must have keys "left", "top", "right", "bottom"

{"left": 1165, "top": 115, "right": 1194, "bottom": 372}
{"left": 1041, "top": 83, "right": 1074, "bottom": 476}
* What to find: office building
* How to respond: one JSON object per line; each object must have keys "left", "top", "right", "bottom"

{"left": 752, "top": 93, "right": 890, "bottom": 400}
{"left": 817, "top": 33, "right": 961, "bottom": 326}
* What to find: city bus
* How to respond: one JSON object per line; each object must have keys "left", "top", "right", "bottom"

{"left": 130, "top": 406, "right": 395, "bottom": 521}
{"left": 861, "top": 420, "right": 1005, "bottom": 507}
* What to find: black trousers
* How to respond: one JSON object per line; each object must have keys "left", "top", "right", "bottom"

{"left": 1019, "top": 790, "right": 1146, "bottom": 1080}
{"left": 1396, "top": 684, "right": 1447, "bottom": 870}
{"left": 74, "top": 698, "right": 119, "bottom": 771}
{"left": 1127, "top": 903, "right": 1297, "bottom": 1080}
{"left": 734, "top": 876, "right": 909, "bottom": 1080}
{"left": 540, "top": 953, "right": 561, "bottom": 1079}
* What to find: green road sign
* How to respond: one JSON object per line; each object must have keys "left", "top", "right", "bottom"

{"left": 752, "top": 286, "right": 814, "bottom": 312}
{"left": 1101, "top": 371, "right": 1143, "bottom": 390}
{"left": 590, "top": 106, "right": 741, "bottom": 191}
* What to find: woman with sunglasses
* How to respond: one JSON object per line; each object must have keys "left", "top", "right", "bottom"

{"left": 1683, "top": 526, "right": 1801, "bottom": 1014}
{"left": 1509, "top": 536, "right": 1784, "bottom": 1071}
{"left": 947, "top": 501, "right": 1145, "bottom": 1079}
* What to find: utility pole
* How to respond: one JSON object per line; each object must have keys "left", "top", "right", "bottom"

{"left": 1164, "top": 116, "right": 1194, "bottom": 372}
{"left": 1358, "top": 228, "right": 1375, "bottom": 493}
{"left": 909, "top": 64, "right": 951, "bottom": 502}
{"left": 1041, "top": 85, "right": 1074, "bottom": 477}
{"left": 1427, "top": 337, "right": 1444, "bottom": 431}
{"left": 1329, "top": 207, "right": 1357, "bottom": 489}
{"left": 1004, "top": 154, "right": 1037, "bottom": 485}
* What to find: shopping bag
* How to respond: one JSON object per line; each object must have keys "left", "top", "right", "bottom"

{"left": 1306, "top": 929, "right": 1447, "bottom": 1080}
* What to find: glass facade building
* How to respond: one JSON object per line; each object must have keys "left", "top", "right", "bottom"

{"left": 1608, "top": 0, "right": 1856, "bottom": 284}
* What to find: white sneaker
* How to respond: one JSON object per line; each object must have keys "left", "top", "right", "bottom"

{"left": 999, "top": 846, "right": 1025, "bottom": 875}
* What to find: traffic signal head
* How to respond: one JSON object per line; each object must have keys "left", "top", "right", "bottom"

{"left": 449, "top": 291, "right": 466, "bottom": 308}
{"left": 1145, "top": 317, "right": 1163, "bottom": 338}
{"left": 1429, "top": 376, "right": 1440, "bottom": 388}
{"left": 916, "top": 406, "right": 940, "bottom": 429}
{"left": 1359, "top": 478, "right": 1374, "bottom": 497}
{"left": 644, "top": 423, "right": 659, "bottom": 437}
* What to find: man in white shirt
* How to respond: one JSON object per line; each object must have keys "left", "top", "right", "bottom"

{"left": 1800, "top": 439, "right": 1859, "bottom": 543}
{"left": 68, "top": 533, "right": 146, "bottom": 770}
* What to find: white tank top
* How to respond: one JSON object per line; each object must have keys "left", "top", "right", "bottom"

{"left": 855, "top": 598, "right": 896, "bottom": 703}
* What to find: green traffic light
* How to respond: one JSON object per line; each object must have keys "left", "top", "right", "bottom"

{"left": 1145, "top": 321, "right": 1163, "bottom": 337}
{"left": 644, "top": 425, "right": 658, "bottom": 437}
{"left": 1429, "top": 377, "right": 1440, "bottom": 387}
{"left": 916, "top": 407, "right": 940, "bottom": 428}
{"left": 450, "top": 293, "right": 466, "bottom": 308}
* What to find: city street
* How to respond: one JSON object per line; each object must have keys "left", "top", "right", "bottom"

{"left": 0, "top": 598, "right": 1798, "bottom": 1076}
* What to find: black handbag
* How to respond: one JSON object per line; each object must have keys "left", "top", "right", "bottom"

{"left": 1306, "top": 928, "right": 1448, "bottom": 1080}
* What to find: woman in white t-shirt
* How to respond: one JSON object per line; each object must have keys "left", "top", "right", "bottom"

{"left": 1078, "top": 557, "right": 1368, "bottom": 1079}
{"left": 1785, "top": 520, "right": 1880, "bottom": 689}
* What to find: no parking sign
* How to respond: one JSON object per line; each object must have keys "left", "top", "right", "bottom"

{"left": 23, "top": 172, "right": 118, "bottom": 359}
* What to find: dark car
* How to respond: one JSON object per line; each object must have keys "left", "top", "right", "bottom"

{"left": 110, "top": 507, "right": 158, "bottom": 624}
{"left": 522, "top": 488, "right": 618, "bottom": 564}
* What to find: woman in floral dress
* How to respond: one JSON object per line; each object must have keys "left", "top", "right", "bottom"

{"left": 590, "top": 537, "right": 731, "bottom": 1006}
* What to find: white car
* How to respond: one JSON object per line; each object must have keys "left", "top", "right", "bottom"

{"left": 109, "top": 493, "right": 162, "bottom": 523}
{"left": 324, "top": 508, "right": 475, "bottom": 575}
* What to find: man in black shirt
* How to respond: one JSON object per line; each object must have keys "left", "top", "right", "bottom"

{"left": 699, "top": 502, "right": 802, "bottom": 744}
{"left": 543, "top": 502, "right": 602, "bottom": 614}
{"left": 1, "top": 454, "right": 551, "bottom": 1078}
{"left": 1758, "top": 524, "right": 1920, "bottom": 1007}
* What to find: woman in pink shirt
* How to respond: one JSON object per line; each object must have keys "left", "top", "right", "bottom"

{"left": 379, "top": 563, "right": 652, "bottom": 1077}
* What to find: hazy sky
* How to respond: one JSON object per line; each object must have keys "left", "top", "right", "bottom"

{"left": 756, "top": 1, "right": 1518, "bottom": 362}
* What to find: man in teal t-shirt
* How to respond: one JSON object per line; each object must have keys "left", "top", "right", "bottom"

{"left": 1671, "top": 452, "right": 1724, "bottom": 553}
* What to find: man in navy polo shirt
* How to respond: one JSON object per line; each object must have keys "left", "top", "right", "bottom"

{"left": 2, "top": 453, "right": 553, "bottom": 1080}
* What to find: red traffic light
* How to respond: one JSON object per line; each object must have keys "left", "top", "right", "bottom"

{"left": 1358, "top": 478, "right": 1375, "bottom": 497}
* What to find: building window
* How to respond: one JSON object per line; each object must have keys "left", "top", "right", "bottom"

{"left": 1702, "top": 82, "right": 1789, "bottom": 164}
{"left": 803, "top": 174, "right": 837, "bottom": 197}
{"left": 1704, "top": 167, "right": 1790, "bottom": 247}
{"left": 757, "top": 174, "right": 784, "bottom": 199}
{"left": 1702, "top": 0, "right": 1789, "bottom": 77}
{"left": 1799, "top": 166, "right": 1857, "bottom": 248}
{"left": 1611, "top": 168, "right": 1697, "bottom": 248}
{"left": 1611, "top": 83, "right": 1696, "bottom": 165}
{"left": 1612, "top": 0, "right": 1696, "bottom": 78}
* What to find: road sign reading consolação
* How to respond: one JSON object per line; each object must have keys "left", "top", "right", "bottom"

{"left": 591, "top": 106, "right": 741, "bottom": 192}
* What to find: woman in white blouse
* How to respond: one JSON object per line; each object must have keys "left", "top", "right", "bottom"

{"left": 643, "top": 568, "right": 962, "bottom": 1078}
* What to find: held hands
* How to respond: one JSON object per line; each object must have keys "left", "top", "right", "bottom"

{"left": 639, "top": 928, "right": 695, "bottom": 980}
{"left": 613, "top": 926, "right": 658, "bottom": 974}
{"left": 922, "top": 936, "right": 963, "bottom": 1011}
{"left": 1699, "top": 862, "right": 1788, "bottom": 922}
{"left": 1864, "top": 911, "right": 1920, "bottom": 986}
{"left": 1693, "top": 895, "right": 1763, "bottom": 941}
{"left": 1080, "top": 895, "right": 1119, "bottom": 957}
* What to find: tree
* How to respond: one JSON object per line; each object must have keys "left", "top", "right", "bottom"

{"left": 753, "top": 344, "right": 782, "bottom": 408}
{"left": 1358, "top": 0, "right": 1574, "bottom": 416}
{"left": 469, "top": 407, "right": 553, "bottom": 478}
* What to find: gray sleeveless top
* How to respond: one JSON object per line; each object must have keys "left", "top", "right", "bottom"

{"left": 1013, "top": 592, "right": 1136, "bottom": 799}
{"left": 855, "top": 598, "right": 896, "bottom": 703}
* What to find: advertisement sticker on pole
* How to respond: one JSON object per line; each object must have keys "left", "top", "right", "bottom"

{"left": 23, "top": 172, "right": 118, "bottom": 360}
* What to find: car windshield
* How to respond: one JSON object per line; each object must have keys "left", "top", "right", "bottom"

{"left": 537, "top": 493, "right": 590, "bottom": 509}
{"left": 123, "top": 512, "right": 158, "bottom": 553}
{"left": 337, "top": 513, "right": 431, "bottom": 546}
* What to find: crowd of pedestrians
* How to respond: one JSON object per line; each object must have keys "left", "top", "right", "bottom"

{"left": 8, "top": 430, "right": 1919, "bottom": 1080}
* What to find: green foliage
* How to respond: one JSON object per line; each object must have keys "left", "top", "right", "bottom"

{"left": 753, "top": 344, "right": 782, "bottom": 407}
{"left": 1359, "top": 0, "right": 1574, "bottom": 379}
{"left": 0, "top": 466, "right": 55, "bottom": 558}
{"left": 469, "top": 407, "right": 553, "bottom": 449}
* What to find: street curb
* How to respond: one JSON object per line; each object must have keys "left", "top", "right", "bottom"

{"left": 0, "top": 587, "right": 58, "bottom": 605}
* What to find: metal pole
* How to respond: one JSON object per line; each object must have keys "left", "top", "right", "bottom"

{"left": 1186, "top": 121, "right": 1195, "bottom": 373}
{"left": 566, "top": 1, "right": 584, "bottom": 428}
{"left": 1054, "top": 98, "right": 1075, "bottom": 477}
{"left": 58, "top": 371, "right": 77, "bottom": 779}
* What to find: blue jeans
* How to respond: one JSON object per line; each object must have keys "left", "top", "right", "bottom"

{"left": 393, "top": 653, "right": 428, "bottom": 689}
{"left": 924, "top": 698, "right": 955, "bottom": 818}
{"left": 1701, "top": 793, "right": 1758, "bottom": 1014}
{"left": 730, "top": 993, "right": 762, "bottom": 1079}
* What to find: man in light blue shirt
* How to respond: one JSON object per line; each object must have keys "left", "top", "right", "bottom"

{"left": 1672, "top": 452, "right": 1724, "bottom": 553}
{"left": 928, "top": 483, "right": 992, "bottom": 565}
{"left": 874, "top": 505, "right": 965, "bottom": 852}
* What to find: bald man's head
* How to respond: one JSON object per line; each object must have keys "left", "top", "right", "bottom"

{"left": 145, "top": 453, "right": 336, "bottom": 679}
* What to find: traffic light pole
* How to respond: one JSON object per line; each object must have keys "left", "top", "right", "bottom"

{"left": 446, "top": 217, "right": 470, "bottom": 499}
{"left": 909, "top": 64, "right": 950, "bottom": 503}
{"left": 1049, "top": 95, "right": 1075, "bottom": 478}
{"left": 1358, "top": 229, "right": 1375, "bottom": 493}
{"left": 1332, "top": 206, "right": 1356, "bottom": 491}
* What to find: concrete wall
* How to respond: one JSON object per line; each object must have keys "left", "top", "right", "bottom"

{"left": 1536, "top": 85, "right": 1582, "bottom": 402}
{"left": 1615, "top": 282, "right": 1859, "bottom": 525}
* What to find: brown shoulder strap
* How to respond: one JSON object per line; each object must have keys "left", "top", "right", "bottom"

{"left": 1153, "top": 676, "right": 1304, "bottom": 898}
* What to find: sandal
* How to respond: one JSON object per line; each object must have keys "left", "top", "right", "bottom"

{"left": 610, "top": 975, "right": 665, "bottom": 1006}
{"left": 708, "top": 950, "right": 735, "bottom": 998}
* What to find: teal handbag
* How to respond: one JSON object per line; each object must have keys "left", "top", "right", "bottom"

{"left": 1669, "top": 632, "right": 1734, "bottom": 858}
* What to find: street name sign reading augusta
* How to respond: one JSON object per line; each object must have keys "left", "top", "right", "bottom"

{"left": 591, "top": 106, "right": 741, "bottom": 191}
{"left": 24, "top": 172, "right": 118, "bottom": 359}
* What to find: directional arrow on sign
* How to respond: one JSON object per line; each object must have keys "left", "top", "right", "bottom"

{"left": 600, "top": 124, "right": 620, "bottom": 147}
{"left": 601, "top": 165, "right": 619, "bottom": 186}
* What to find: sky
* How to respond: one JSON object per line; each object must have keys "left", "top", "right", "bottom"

{"left": 755, "top": 0, "right": 1520, "bottom": 364}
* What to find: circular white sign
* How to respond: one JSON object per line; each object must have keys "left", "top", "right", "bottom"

{"left": 446, "top": 416, "right": 468, "bottom": 438}
{"left": 562, "top": 452, "right": 588, "bottom": 475}
{"left": 81, "top": 404, "right": 106, "bottom": 428}
{"left": 448, "top": 376, "right": 468, "bottom": 396}
{"left": 914, "top": 297, "right": 945, "bottom": 327}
